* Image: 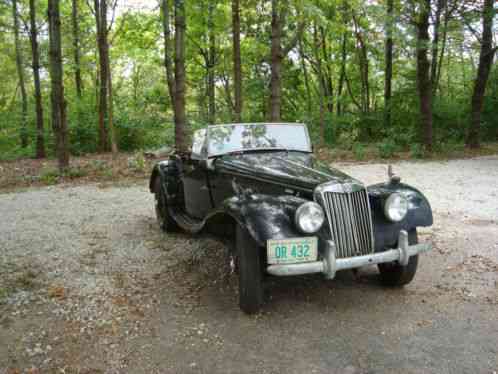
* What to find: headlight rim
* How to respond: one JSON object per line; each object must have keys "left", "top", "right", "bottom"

{"left": 294, "top": 201, "right": 325, "bottom": 234}
{"left": 383, "top": 192, "right": 409, "bottom": 222}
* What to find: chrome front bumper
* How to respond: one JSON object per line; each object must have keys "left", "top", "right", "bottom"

{"left": 266, "top": 230, "right": 431, "bottom": 279}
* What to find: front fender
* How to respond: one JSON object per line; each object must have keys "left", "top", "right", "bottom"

{"left": 149, "top": 160, "right": 170, "bottom": 193}
{"left": 221, "top": 194, "right": 308, "bottom": 247}
{"left": 368, "top": 182, "right": 433, "bottom": 251}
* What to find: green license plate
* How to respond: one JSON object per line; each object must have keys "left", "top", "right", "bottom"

{"left": 267, "top": 237, "right": 318, "bottom": 265}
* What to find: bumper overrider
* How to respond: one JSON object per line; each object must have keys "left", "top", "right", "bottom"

{"left": 266, "top": 230, "right": 431, "bottom": 279}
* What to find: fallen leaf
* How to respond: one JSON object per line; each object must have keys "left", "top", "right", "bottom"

{"left": 47, "top": 286, "right": 66, "bottom": 299}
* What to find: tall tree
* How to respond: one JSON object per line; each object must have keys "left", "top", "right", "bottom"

{"left": 12, "top": 0, "right": 28, "bottom": 148}
{"left": 415, "top": 0, "right": 433, "bottom": 151}
{"left": 95, "top": 0, "right": 108, "bottom": 152}
{"left": 384, "top": 0, "right": 394, "bottom": 127}
{"left": 29, "top": 0, "right": 45, "bottom": 158}
{"left": 47, "top": 0, "right": 69, "bottom": 171}
{"left": 434, "top": 0, "right": 449, "bottom": 94}
{"left": 352, "top": 10, "right": 370, "bottom": 114}
{"left": 71, "top": 0, "right": 83, "bottom": 98}
{"left": 337, "top": 31, "right": 347, "bottom": 116}
{"left": 174, "top": 0, "right": 188, "bottom": 153}
{"left": 466, "top": 0, "right": 496, "bottom": 148}
{"left": 268, "top": 0, "right": 303, "bottom": 122}
{"left": 298, "top": 31, "right": 311, "bottom": 119}
{"left": 94, "top": 0, "right": 117, "bottom": 153}
{"left": 207, "top": 0, "right": 216, "bottom": 124}
{"left": 231, "top": 0, "right": 242, "bottom": 122}
{"left": 430, "top": 0, "right": 445, "bottom": 93}
{"left": 311, "top": 24, "right": 334, "bottom": 144}
{"left": 160, "top": 0, "right": 175, "bottom": 106}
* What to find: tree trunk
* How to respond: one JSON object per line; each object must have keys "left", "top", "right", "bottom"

{"left": 298, "top": 33, "right": 311, "bottom": 119}
{"left": 268, "top": 0, "right": 303, "bottom": 122}
{"left": 221, "top": 59, "right": 235, "bottom": 119}
{"left": 174, "top": 0, "right": 188, "bottom": 153}
{"left": 12, "top": 0, "right": 28, "bottom": 148}
{"left": 352, "top": 12, "right": 369, "bottom": 114}
{"left": 104, "top": 6, "right": 117, "bottom": 154}
{"left": 232, "top": 0, "right": 242, "bottom": 122}
{"left": 337, "top": 32, "right": 347, "bottom": 116}
{"left": 319, "top": 27, "right": 334, "bottom": 115}
{"left": 207, "top": 0, "right": 216, "bottom": 125}
{"left": 161, "top": 0, "right": 176, "bottom": 107}
{"left": 95, "top": 0, "right": 108, "bottom": 152}
{"left": 71, "top": 0, "right": 83, "bottom": 98}
{"left": 48, "top": 0, "right": 70, "bottom": 171}
{"left": 430, "top": 0, "right": 444, "bottom": 94}
{"left": 269, "top": 0, "right": 283, "bottom": 122}
{"left": 107, "top": 62, "right": 117, "bottom": 154}
{"left": 312, "top": 25, "right": 326, "bottom": 145}
{"left": 384, "top": 0, "right": 394, "bottom": 127}
{"left": 29, "top": 0, "right": 45, "bottom": 158}
{"left": 435, "top": 0, "right": 449, "bottom": 95}
{"left": 415, "top": 0, "right": 433, "bottom": 151}
{"left": 466, "top": 0, "right": 496, "bottom": 149}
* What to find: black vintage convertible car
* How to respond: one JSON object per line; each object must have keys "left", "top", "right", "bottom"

{"left": 150, "top": 123, "right": 433, "bottom": 313}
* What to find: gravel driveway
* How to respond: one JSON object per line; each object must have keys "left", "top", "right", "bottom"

{"left": 1, "top": 156, "right": 497, "bottom": 373}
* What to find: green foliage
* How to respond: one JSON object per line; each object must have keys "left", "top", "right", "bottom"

{"left": 336, "top": 126, "right": 360, "bottom": 151}
{"left": 410, "top": 143, "right": 426, "bottom": 159}
{"left": 64, "top": 167, "right": 87, "bottom": 178}
{"left": 353, "top": 143, "right": 366, "bottom": 160}
{"left": 127, "top": 152, "right": 146, "bottom": 172}
{"left": 39, "top": 168, "right": 59, "bottom": 185}
{"left": 378, "top": 140, "right": 398, "bottom": 159}
{"left": 0, "top": 0, "right": 497, "bottom": 163}
{"left": 436, "top": 140, "right": 466, "bottom": 155}
{"left": 39, "top": 166, "right": 87, "bottom": 185}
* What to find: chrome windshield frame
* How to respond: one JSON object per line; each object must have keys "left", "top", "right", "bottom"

{"left": 206, "top": 123, "right": 312, "bottom": 158}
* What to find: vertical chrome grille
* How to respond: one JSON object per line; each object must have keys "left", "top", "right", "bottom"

{"left": 320, "top": 188, "right": 374, "bottom": 258}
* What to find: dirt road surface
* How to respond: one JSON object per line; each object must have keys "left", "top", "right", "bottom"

{"left": 1, "top": 156, "right": 497, "bottom": 373}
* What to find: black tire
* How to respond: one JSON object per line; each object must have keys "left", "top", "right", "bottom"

{"left": 378, "top": 229, "right": 419, "bottom": 287}
{"left": 236, "top": 226, "right": 264, "bottom": 314}
{"left": 154, "top": 177, "right": 179, "bottom": 232}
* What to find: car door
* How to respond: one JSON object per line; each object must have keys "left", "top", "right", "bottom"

{"left": 181, "top": 129, "right": 213, "bottom": 219}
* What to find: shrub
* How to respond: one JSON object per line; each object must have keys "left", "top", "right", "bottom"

{"left": 437, "top": 141, "right": 465, "bottom": 154}
{"left": 378, "top": 140, "right": 397, "bottom": 159}
{"left": 337, "top": 128, "right": 360, "bottom": 150}
{"left": 39, "top": 168, "right": 59, "bottom": 185}
{"left": 410, "top": 143, "right": 425, "bottom": 159}
{"left": 353, "top": 143, "right": 366, "bottom": 160}
{"left": 64, "top": 167, "right": 87, "bottom": 179}
{"left": 127, "top": 152, "right": 146, "bottom": 172}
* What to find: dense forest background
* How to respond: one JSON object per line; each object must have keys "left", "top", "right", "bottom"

{"left": 0, "top": 0, "right": 496, "bottom": 170}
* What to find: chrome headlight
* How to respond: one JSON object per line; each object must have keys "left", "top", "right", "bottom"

{"left": 295, "top": 202, "right": 325, "bottom": 234}
{"left": 384, "top": 193, "right": 408, "bottom": 222}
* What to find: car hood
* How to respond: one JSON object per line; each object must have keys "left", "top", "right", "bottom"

{"left": 215, "top": 151, "right": 361, "bottom": 191}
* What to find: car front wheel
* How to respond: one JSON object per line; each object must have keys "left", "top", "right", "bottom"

{"left": 236, "top": 225, "right": 264, "bottom": 314}
{"left": 378, "top": 229, "right": 419, "bottom": 287}
{"left": 154, "top": 177, "right": 179, "bottom": 232}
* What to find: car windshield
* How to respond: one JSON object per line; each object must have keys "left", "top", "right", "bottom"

{"left": 207, "top": 123, "right": 311, "bottom": 157}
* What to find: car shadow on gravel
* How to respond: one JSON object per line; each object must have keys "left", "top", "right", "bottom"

{"left": 164, "top": 234, "right": 412, "bottom": 317}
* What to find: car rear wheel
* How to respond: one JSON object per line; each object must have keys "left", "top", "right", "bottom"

{"left": 154, "top": 177, "right": 179, "bottom": 232}
{"left": 378, "top": 229, "right": 419, "bottom": 287}
{"left": 236, "top": 225, "right": 264, "bottom": 314}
